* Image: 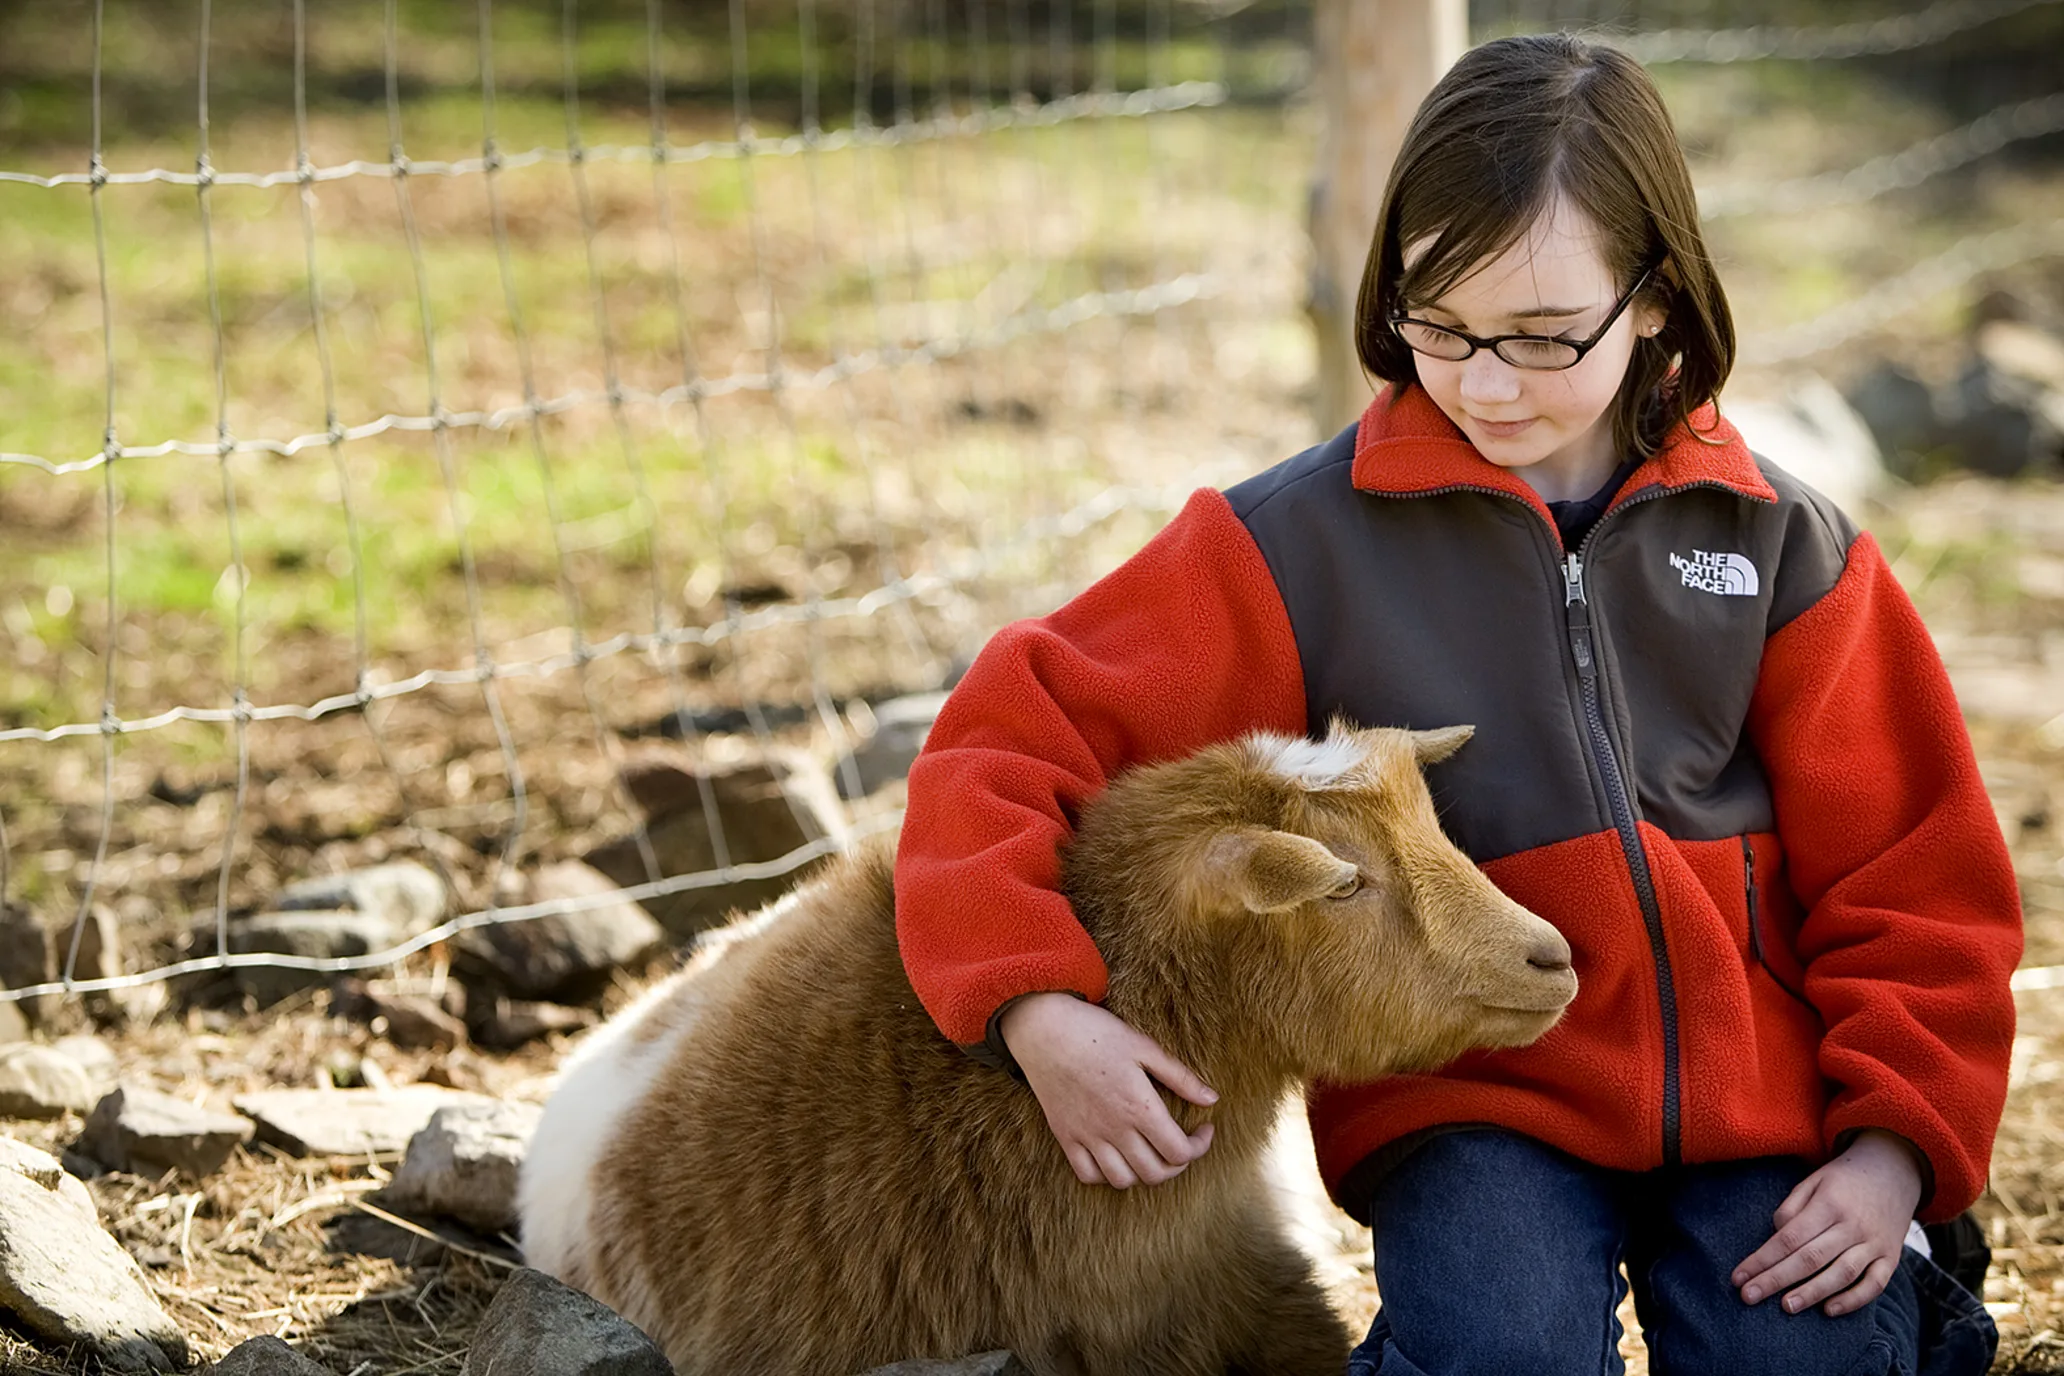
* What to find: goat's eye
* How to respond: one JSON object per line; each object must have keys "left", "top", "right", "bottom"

{"left": 1327, "top": 873, "right": 1362, "bottom": 900}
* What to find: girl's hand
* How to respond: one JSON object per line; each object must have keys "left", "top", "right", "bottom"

{"left": 998, "top": 992, "right": 1217, "bottom": 1189}
{"left": 1731, "top": 1130, "right": 1926, "bottom": 1318}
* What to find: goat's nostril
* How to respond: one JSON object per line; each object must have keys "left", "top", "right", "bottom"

{"left": 1527, "top": 934, "right": 1573, "bottom": 972}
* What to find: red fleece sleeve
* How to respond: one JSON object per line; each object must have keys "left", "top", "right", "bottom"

{"left": 893, "top": 488, "right": 1307, "bottom": 1048}
{"left": 1747, "top": 530, "right": 2022, "bottom": 1221}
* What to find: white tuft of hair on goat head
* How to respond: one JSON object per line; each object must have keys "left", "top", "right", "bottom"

{"left": 1247, "top": 729, "right": 1373, "bottom": 790}
{"left": 518, "top": 721, "right": 1575, "bottom": 1376}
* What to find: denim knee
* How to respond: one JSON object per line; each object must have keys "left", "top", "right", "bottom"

{"left": 1350, "top": 1130, "right": 1629, "bottom": 1376}
{"left": 1350, "top": 1308, "right": 1628, "bottom": 1376}
{"left": 1638, "top": 1242, "right": 1996, "bottom": 1376}
{"left": 1640, "top": 1254, "right": 1903, "bottom": 1376}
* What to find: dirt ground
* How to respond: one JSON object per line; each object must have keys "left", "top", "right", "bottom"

{"left": 0, "top": 472, "right": 2059, "bottom": 1376}
{"left": 4, "top": 7, "right": 2064, "bottom": 1372}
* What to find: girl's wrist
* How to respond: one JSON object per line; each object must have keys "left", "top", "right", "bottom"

{"left": 1846, "top": 1129, "right": 1927, "bottom": 1215}
{"left": 1848, "top": 1128, "right": 1924, "bottom": 1173}
{"left": 997, "top": 990, "right": 1089, "bottom": 1054}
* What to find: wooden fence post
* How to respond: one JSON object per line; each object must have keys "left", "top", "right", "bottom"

{"left": 1308, "top": 0, "right": 1468, "bottom": 437}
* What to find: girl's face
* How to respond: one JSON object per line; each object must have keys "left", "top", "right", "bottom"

{"left": 1402, "top": 196, "right": 1665, "bottom": 502}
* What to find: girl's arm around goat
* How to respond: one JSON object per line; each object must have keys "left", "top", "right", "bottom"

{"left": 891, "top": 485, "right": 1307, "bottom": 1186}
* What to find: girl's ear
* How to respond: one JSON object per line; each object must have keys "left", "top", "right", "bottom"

{"left": 1196, "top": 829, "right": 1360, "bottom": 913}
{"left": 1640, "top": 256, "right": 1677, "bottom": 338}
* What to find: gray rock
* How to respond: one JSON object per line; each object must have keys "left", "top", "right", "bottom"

{"left": 59, "top": 903, "right": 165, "bottom": 1027}
{"left": 371, "top": 994, "right": 467, "bottom": 1051}
{"left": 835, "top": 692, "right": 949, "bottom": 799}
{"left": 0, "top": 1137, "right": 95, "bottom": 1213}
{"left": 0, "top": 1136, "right": 189, "bottom": 1371}
{"left": 457, "top": 862, "right": 664, "bottom": 1002}
{"left": 382, "top": 1100, "right": 542, "bottom": 1235}
{"left": 1948, "top": 354, "right": 2061, "bottom": 478}
{"left": 461, "top": 1267, "right": 673, "bottom": 1376}
{"left": 1945, "top": 316, "right": 2064, "bottom": 481}
{"left": 586, "top": 751, "right": 847, "bottom": 941}
{"left": 61, "top": 1148, "right": 107, "bottom": 1180}
{"left": 0, "top": 904, "right": 51, "bottom": 995}
{"left": 226, "top": 909, "right": 400, "bottom": 1005}
{"left": 0, "top": 904, "right": 52, "bottom": 1028}
{"left": 324, "top": 1207, "right": 450, "bottom": 1266}
{"left": 204, "top": 1335, "right": 337, "bottom": 1375}
{"left": 234, "top": 1086, "right": 496, "bottom": 1158}
{"left": 857, "top": 1356, "right": 1032, "bottom": 1376}
{"left": 475, "top": 997, "right": 598, "bottom": 1050}
{"left": 1844, "top": 361, "right": 1944, "bottom": 479}
{"left": 53, "top": 1034, "right": 121, "bottom": 1097}
{"left": 56, "top": 905, "right": 123, "bottom": 983}
{"left": 0, "top": 1044, "right": 99, "bottom": 1118}
{"left": 274, "top": 860, "right": 448, "bottom": 934}
{"left": 80, "top": 1086, "right": 254, "bottom": 1178}
{"left": 1977, "top": 314, "right": 2064, "bottom": 393}
{"left": 230, "top": 909, "right": 399, "bottom": 961}
{"left": 335, "top": 981, "right": 468, "bottom": 1053}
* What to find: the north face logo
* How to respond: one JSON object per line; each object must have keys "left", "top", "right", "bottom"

{"left": 1668, "top": 549, "right": 1759, "bottom": 597}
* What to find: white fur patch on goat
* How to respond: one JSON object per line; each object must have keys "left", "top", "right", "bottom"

{"left": 518, "top": 886, "right": 807, "bottom": 1280}
{"left": 1247, "top": 732, "right": 1372, "bottom": 790}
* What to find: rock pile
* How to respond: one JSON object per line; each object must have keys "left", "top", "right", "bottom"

{"left": 1845, "top": 296, "right": 2064, "bottom": 480}
{"left": 0, "top": 731, "right": 1064, "bottom": 1371}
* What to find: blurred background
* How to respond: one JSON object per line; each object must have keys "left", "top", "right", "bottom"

{"left": 0, "top": 1, "right": 2062, "bottom": 1371}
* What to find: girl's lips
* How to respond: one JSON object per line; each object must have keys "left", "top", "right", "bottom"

{"left": 1471, "top": 415, "right": 1538, "bottom": 438}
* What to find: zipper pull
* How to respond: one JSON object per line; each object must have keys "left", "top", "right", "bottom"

{"left": 1563, "top": 552, "right": 1597, "bottom": 678}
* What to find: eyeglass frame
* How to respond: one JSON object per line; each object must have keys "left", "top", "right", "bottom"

{"left": 1386, "top": 264, "right": 1658, "bottom": 372}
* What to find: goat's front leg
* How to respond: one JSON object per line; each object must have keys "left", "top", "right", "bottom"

{"left": 1220, "top": 1228, "right": 1355, "bottom": 1376}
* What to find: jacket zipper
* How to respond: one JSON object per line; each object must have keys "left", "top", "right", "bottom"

{"left": 1387, "top": 478, "right": 1758, "bottom": 1170}
{"left": 1742, "top": 833, "right": 1762, "bottom": 966}
{"left": 1564, "top": 545, "right": 1682, "bottom": 1168}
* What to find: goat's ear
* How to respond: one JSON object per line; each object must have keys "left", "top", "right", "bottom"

{"left": 1198, "top": 829, "right": 1360, "bottom": 914}
{"left": 1409, "top": 724, "right": 1474, "bottom": 766}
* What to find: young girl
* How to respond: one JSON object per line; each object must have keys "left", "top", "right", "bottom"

{"left": 892, "top": 32, "right": 2020, "bottom": 1376}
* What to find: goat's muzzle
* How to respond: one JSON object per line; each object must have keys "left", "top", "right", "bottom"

{"left": 1477, "top": 920, "right": 1578, "bottom": 1015}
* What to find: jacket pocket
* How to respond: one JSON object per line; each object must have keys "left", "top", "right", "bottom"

{"left": 1743, "top": 834, "right": 1811, "bottom": 1007}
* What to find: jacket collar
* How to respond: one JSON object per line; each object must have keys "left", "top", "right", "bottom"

{"left": 1349, "top": 383, "right": 1776, "bottom": 530}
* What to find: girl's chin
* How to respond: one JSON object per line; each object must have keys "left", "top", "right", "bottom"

{"left": 1477, "top": 442, "right": 1555, "bottom": 469}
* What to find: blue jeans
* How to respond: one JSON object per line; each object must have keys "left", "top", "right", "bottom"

{"left": 1345, "top": 1129, "right": 1997, "bottom": 1376}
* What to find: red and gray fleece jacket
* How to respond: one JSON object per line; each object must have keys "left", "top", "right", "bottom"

{"left": 893, "top": 382, "right": 2022, "bottom": 1224}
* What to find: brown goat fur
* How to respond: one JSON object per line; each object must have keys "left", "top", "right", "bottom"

{"left": 519, "top": 722, "right": 1577, "bottom": 1375}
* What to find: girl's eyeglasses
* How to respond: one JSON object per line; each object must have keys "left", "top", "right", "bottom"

{"left": 1388, "top": 265, "right": 1656, "bottom": 372}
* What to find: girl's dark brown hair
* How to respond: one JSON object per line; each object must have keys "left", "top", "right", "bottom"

{"left": 1355, "top": 32, "right": 1734, "bottom": 458}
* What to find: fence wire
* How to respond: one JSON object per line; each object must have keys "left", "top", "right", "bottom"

{"left": 1, "top": 0, "right": 2061, "bottom": 1005}
{"left": 1, "top": 0, "right": 1236, "bottom": 1003}
{"left": 1618, "top": 0, "right": 2061, "bottom": 62}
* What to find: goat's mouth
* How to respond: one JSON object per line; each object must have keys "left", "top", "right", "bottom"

{"left": 1474, "top": 968, "right": 1579, "bottom": 1015}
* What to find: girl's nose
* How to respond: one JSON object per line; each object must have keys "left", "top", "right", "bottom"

{"left": 1458, "top": 352, "right": 1521, "bottom": 405}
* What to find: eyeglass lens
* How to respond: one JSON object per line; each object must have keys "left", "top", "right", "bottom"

{"left": 1393, "top": 322, "right": 1580, "bottom": 369}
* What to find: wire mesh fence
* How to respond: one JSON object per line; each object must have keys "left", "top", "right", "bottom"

{"left": 1, "top": 0, "right": 2061, "bottom": 1014}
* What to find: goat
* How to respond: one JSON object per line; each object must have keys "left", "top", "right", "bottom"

{"left": 518, "top": 721, "right": 1577, "bottom": 1376}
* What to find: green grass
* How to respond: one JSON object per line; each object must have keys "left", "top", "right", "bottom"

{"left": 0, "top": 77, "right": 1302, "bottom": 726}
{"left": 8, "top": 4, "right": 2057, "bottom": 744}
